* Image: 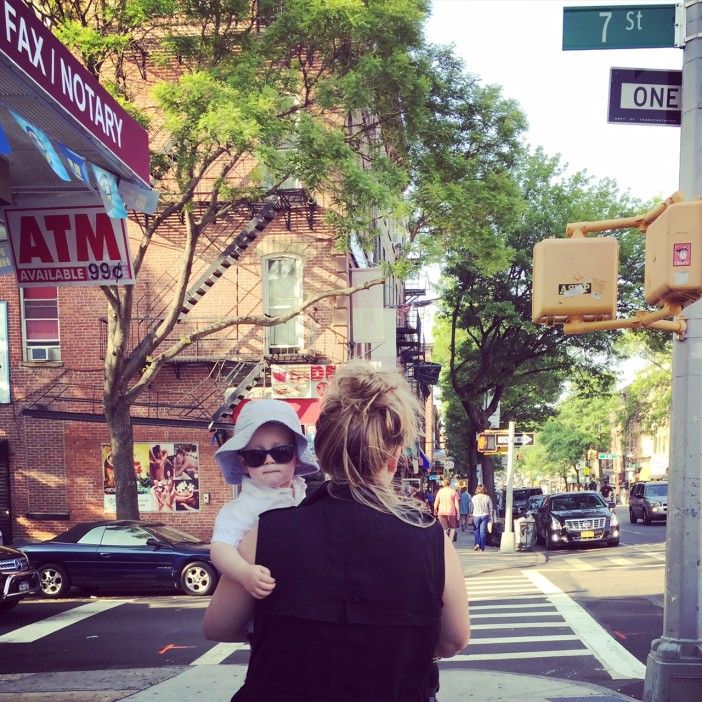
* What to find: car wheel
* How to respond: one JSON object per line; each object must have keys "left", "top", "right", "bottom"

{"left": 629, "top": 508, "right": 637, "bottom": 524}
{"left": 180, "top": 561, "right": 217, "bottom": 596}
{"left": 0, "top": 599, "right": 19, "bottom": 612}
{"left": 39, "top": 563, "right": 71, "bottom": 598}
{"left": 643, "top": 509, "right": 651, "bottom": 525}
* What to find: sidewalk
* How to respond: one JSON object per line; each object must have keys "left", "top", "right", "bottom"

{"left": 0, "top": 529, "right": 640, "bottom": 702}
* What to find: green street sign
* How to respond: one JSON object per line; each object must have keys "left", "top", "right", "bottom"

{"left": 563, "top": 4, "right": 677, "bottom": 50}
{"left": 598, "top": 452, "right": 616, "bottom": 459}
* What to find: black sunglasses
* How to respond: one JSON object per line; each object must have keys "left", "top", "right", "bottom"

{"left": 237, "top": 444, "right": 296, "bottom": 468}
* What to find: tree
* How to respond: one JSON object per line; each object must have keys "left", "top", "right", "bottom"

{"left": 435, "top": 147, "right": 644, "bottom": 495}
{"left": 30, "top": 0, "right": 442, "bottom": 517}
{"left": 540, "top": 392, "right": 617, "bottom": 490}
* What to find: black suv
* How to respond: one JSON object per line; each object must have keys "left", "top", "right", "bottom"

{"left": 0, "top": 543, "right": 41, "bottom": 611}
{"left": 629, "top": 481, "right": 668, "bottom": 524}
{"left": 498, "top": 487, "right": 544, "bottom": 520}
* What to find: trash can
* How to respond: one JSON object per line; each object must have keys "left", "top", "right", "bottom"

{"left": 514, "top": 515, "right": 536, "bottom": 551}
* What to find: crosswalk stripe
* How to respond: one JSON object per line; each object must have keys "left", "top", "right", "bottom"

{"left": 605, "top": 556, "right": 634, "bottom": 566}
{"left": 471, "top": 621, "right": 571, "bottom": 630}
{"left": 470, "top": 611, "right": 563, "bottom": 619}
{"left": 568, "top": 557, "right": 595, "bottom": 571}
{"left": 448, "top": 648, "right": 591, "bottom": 662}
{"left": 523, "top": 570, "right": 646, "bottom": 680}
{"left": 470, "top": 603, "right": 557, "bottom": 611}
{"left": 470, "top": 594, "right": 549, "bottom": 602}
{"left": 191, "top": 642, "right": 250, "bottom": 665}
{"left": 467, "top": 576, "right": 532, "bottom": 584}
{"left": 468, "top": 586, "right": 541, "bottom": 594}
{"left": 0, "top": 600, "right": 130, "bottom": 644}
{"left": 470, "top": 634, "right": 579, "bottom": 645}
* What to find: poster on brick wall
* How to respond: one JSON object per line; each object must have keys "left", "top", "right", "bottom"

{"left": 271, "top": 364, "right": 337, "bottom": 399}
{"left": 103, "top": 442, "right": 200, "bottom": 513}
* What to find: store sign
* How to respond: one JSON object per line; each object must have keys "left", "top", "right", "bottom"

{"left": 4, "top": 203, "right": 134, "bottom": 287}
{"left": 0, "top": 0, "right": 149, "bottom": 183}
{"left": 271, "top": 364, "right": 337, "bottom": 399}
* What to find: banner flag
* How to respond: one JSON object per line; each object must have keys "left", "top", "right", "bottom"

{"left": 57, "top": 144, "right": 92, "bottom": 186}
{"left": 91, "top": 164, "right": 128, "bottom": 219}
{"left": 10, "top": 110, "right": 70, "bottom": 181}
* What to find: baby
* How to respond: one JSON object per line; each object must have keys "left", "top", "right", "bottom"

{"left": 211, "top": 399, "right": 318, "bottom": 598}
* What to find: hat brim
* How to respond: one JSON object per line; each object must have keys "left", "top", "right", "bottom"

{"left": 215, "top": 420, "right": 318, "bottom": 485}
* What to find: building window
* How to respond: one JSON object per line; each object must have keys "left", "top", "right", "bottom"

{"left": 264, "top": 256, "right": 302, "bottom": 351}
{"left": 21, "top": 286, "right": 61, "bottom": 362}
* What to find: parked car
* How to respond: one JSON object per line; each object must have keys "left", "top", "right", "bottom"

{"left": 525, "top": 493, "right": 546, "bottom": 516}
{"left": 498, "top": 487, "right": 544, "bottom": 520}
{"left": 21, "top": 520, "right": 219, "bottom": 598}
{"left": 629, "top": 481, "right": 668, "bottom": 524}
{"left": 535, "top": 490, "right": 620, "bottom": 550}
{"left": 0, "top": 543, "right": 42, "bottom": 611}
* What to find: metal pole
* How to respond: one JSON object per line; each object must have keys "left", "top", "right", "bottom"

{"left": 500, "top": 421, "right": 516, "bottom": 552}
{"left": 643, "top": 2, "right": 702, "bottom": 697}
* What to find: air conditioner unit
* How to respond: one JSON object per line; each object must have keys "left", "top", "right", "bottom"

{"left": 27, "top": 345, "right": 60, "bottom": 362}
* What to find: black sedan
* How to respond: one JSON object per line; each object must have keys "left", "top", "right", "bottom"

{"left": 21, "top": 520, "right": 219, "bottom": 598}
{"left": 535, "top": 491, "right": 620, "bottom": 550}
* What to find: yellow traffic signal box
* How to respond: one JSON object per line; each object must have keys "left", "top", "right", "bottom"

{"left": 645, "top": 200, "right": 702, "bottom": 307}
{"left": 532, "top": 237, "right": 619, "bottom": 324}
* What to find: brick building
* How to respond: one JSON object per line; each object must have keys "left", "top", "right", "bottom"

{"left": 0, "top": 2, "right": 434, "bottom": 545}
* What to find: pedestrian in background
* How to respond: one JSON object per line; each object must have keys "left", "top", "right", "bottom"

{"left": 434, "top": 479, "right": 460, "bottom": 542}
{"left": 471, "top": 484, "right": 493, "bottom": 552}
{"left": 459, "top": 486, "right": 472, "bottom": 532}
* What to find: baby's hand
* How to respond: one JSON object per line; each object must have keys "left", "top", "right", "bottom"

{"left": 242, "top": 563, "right": 276, "bottom": 599}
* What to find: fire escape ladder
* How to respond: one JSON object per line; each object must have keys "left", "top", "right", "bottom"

{"left": 208, "top": 359, "right": 267, "bottom": 434}
{"left": 180, "top": 200, "right": 278, "bottom": 317}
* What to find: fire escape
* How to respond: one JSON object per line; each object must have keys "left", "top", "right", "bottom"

{"left": 21, "top": 190, "right": 319, "bottom": 430}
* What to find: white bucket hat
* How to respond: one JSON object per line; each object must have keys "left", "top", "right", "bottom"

{"left": 214, "top": 399, "right": 319, "bottom": 485}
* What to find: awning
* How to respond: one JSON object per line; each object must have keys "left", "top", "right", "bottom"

{"left": 0, "top": 0, "right": 150, "bottom": 196}
{"left": 230, "top": 398, "right": 321, "bottom": 426}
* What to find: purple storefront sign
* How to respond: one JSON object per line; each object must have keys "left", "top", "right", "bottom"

{"left": 0, "top": 0, "right": 149, "bottom": 184}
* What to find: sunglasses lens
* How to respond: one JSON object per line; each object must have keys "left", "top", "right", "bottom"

{"left": 238, "top": 445, "right": 295, "bottom": 467}
{"left": 270, "top": 445, "right": 295, "bottom": 463}
{"left": 239, "top": 450, "right": 266, "bottom": 467}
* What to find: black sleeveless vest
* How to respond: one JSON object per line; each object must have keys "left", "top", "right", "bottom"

{"left": 232, "top": 483, "right": 445, "bottom": 702}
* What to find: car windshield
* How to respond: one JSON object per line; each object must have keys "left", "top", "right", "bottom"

{"left": 550, "top": 494, "right": 606, "bottom": 511}
{"left": 147, "top": 525, "right": 206, "bottom": 545}
{"left": 513, "top": 490, "right": 537, "bottom": 502}
{"left": 645, "top": 484, "right": 667, "bottom": 498}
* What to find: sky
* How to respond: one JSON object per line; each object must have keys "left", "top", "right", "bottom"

{"left": 425, "top": 0, "right": 683, "bottom": 203}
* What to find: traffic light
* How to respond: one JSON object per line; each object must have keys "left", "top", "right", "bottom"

{"left": 532, "top": 236, "right": 619, "bottom": 324}
{"left": 645, "top": 199, "right": 702, "bottom": 307}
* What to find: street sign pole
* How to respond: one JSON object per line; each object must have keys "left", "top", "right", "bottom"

{"left": 643, "top": 2, "right": 702, "bottom": 698}
{"left": 500, "top": 421, "right": 516, "bottom": 553}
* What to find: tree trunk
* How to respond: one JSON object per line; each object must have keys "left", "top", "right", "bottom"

{"left": 104, "top": 396, "right": 139, "bottom": 519}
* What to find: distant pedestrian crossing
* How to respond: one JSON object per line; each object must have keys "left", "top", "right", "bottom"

{"left": 449, "top": 569, "right": 646, "bottom": 682}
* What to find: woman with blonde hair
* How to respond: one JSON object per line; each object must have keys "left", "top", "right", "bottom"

{"left": 471, "top": 484, "right": 494, "bottom": 552}
{"left": 204, "top": 360, "right": 469, "bottom": 701}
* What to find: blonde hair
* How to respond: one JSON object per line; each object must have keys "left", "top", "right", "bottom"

{"left": 314, "top": 360, "right": 432, "bottom": 527}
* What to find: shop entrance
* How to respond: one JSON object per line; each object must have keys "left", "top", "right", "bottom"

{"left": 0, "top": 440, "right": 11, "bottom": 543}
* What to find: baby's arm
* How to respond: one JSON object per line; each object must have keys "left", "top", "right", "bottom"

{"left": 210, "top": 541, "right": 276, "bottom": 600}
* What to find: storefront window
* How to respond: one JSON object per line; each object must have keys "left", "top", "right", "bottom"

{"left": 21, "top": 286, "right": 61, "bottom": 362}
{"left": 264, "top": 256, "right": 302, "bottom": 351}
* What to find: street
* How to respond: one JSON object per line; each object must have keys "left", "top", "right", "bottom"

{"left": 0, "top": 507, "right": 665, "bottom": 700}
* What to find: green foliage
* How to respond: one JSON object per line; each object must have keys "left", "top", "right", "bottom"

{"left": 621, "top": 355, "right": 672, "bottom": 433}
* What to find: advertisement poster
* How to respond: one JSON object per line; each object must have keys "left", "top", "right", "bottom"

{"left": 271, "top": 364, "right": 337, "bottom": 399}
{"left": 103, "top": 442, "right": 200, "bottom": 513}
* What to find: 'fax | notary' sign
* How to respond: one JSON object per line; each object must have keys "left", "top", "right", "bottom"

{"left": 608, "top": 67, "right": 682, "bottom": 126}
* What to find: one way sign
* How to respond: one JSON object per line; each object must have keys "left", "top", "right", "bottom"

{"left": 496, "top": 432, "right": 535, "bottom": 447}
